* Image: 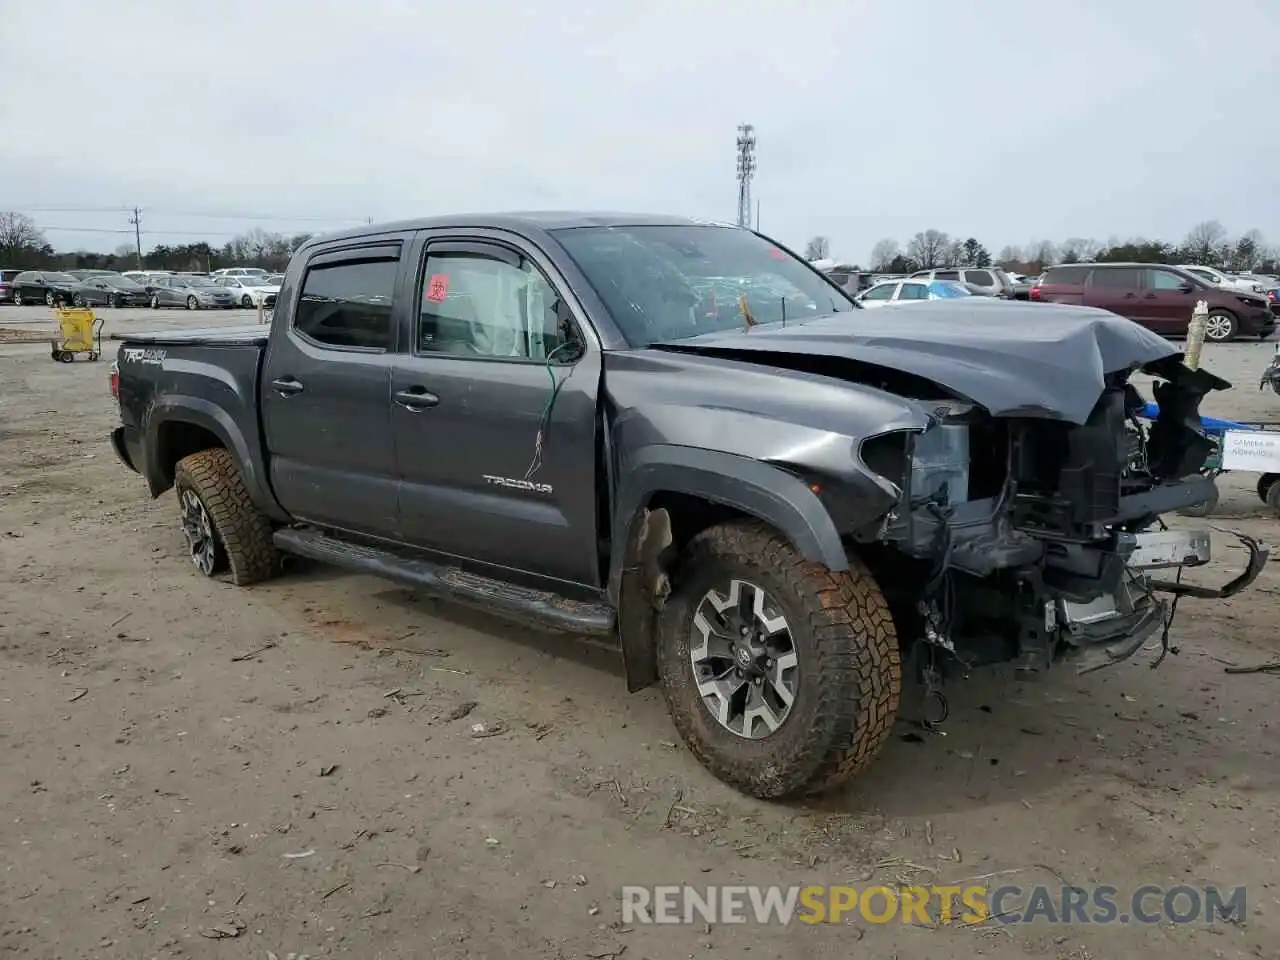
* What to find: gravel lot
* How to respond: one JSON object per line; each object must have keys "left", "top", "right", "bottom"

{"left": 2, "top": 303, "right": 1279, "bottom": 959}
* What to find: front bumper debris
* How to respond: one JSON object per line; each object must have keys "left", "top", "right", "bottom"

{"left": 1145, "top": 528, "right": 1269, "bottom": 600}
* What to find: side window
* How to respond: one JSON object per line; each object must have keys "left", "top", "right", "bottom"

{"left": 862, "top": 283, "right": 895, "bottom": 300}
{"left": 899, "top": 283, "right": 928, "bottom": 300}
{"left": 1089, "top": 268, "right": 1142, "bottom": 289}
{"left": 1148, "top": 269, "right": 1186, "bottom": 291}
{"left": 294, "top": 256, "right": 398, "bottom": 351}
{"left": 418, "top": 247, "right": 580, "bottom": 361}
{"left": 964, "top": 269, "right": 994, "bottom": 286}
{"left": 936, "top": 270, "right": 960, "bottom": 281}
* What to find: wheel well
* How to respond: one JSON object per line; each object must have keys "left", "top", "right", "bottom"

{"left": 156, "top": 421, "right": 224, "bottom": 486}
{"left": 646, "top": 491, "right": 747, "bottom": 559}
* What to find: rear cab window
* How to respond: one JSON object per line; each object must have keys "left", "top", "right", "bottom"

{"left": 293, "top": 248, "right": 400, "bottom": 351}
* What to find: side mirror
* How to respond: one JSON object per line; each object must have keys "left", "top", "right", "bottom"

{"left": 1178, "top": 282, "right": 1195, "bottom": 294}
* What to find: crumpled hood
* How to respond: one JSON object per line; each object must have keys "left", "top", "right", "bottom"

{"left": 653, "top": 300, "right": 1184, "bottom": 425}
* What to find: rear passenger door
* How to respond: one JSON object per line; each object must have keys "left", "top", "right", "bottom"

{"left": 1084, "top": 267, "right": 1142, "bottom": 321}
{"left": 260, "top": 241, "right": 410, "bottom": 539}
{"left": 389, "top": 232, "right": 603, "bottom": 588}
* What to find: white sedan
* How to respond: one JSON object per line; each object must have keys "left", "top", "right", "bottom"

{"left": 215, "top": 275, "right": 281, "bottom": 307}
{"left": 855, "top": 278, "right": 972, "bottom": 308}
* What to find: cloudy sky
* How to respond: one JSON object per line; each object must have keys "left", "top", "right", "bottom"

{"left": 2, "top": 0, "right": 1276, "bottom": 263}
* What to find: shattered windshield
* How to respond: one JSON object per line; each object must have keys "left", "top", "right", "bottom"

{"left": 552, "top": 224, "right": 855, "bottom": 347}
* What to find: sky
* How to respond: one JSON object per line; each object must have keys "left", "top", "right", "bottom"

{"left": 2, "top": 0, "right": 1277, "bottom": 264}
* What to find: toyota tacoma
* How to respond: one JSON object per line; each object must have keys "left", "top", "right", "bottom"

{"left": 108, "top": 213, "right": 1268, "bottom": 800}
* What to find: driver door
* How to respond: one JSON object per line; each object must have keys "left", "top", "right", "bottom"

{"left": 1141, "top": 267, "right": 1199, "bottom": 334}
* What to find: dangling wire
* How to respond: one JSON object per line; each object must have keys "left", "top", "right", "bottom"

{"left": 523, "top": 340, "right": 577, "bottom": 482}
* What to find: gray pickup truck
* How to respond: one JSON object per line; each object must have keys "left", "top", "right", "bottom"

{"left": 108, "top": 212, "right": 1267, "bottom": 800}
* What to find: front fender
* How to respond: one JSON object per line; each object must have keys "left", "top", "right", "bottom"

{"left": 606, "top": 444, "right": 848, "bottom": 606}
{"left": 144, "top": 395, "right": 285, "bottom": 520}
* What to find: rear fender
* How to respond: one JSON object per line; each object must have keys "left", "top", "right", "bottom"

{"left": 145, "top": 395, "right": 286, "bottom": 520}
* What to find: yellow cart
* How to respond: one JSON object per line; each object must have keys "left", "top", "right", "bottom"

{"left": 50, "top": 307, "right": 104, "bottom": 363}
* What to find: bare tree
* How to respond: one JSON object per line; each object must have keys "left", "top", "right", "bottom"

{"left": 996, "top": 245, "right": 1023, "bottom": 266}
{"left": 804, "top": 236, "right": 831, "bottom": 260}
{"left": 0, "top": 211, "right": 45, "bottom": 250}
{"left": 1058, "top": 237, "right": 1101, "bottom": 263}
{"left": 1228, "top": 228, "right": 1264, "bottom": 272}
{"left": 1183, "top": 220, "right": 1227, "bottom": 265}
{"left": 906, "top": 230, "right": 950, "bottom": 269}
{"left": 1026, "top": 240, "right": 1058, "bottom": 269}
{"left": 869, "top": 238, "right": 900, "bottom": 271}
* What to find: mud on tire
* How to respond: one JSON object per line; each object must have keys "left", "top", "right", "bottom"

{"left": 656, "top": 519, "right": 901, "bottom": 800}
{"left": 173, "top": 448, "right": 279, "bottom": 585}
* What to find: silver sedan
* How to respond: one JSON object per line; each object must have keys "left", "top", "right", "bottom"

{"left": 146, "top": 276, "right": 238, "bottom": 310}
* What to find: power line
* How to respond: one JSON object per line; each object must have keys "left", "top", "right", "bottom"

{"left": 3, "top": 203, "right": 371, "bottom": 224}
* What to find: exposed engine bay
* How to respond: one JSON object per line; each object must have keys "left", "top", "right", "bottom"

{"left": 855, "top": 355, "right": 1268, "bottom": 707}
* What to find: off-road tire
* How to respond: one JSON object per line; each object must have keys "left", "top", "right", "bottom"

{"left": 1178, "top": 479, "right": 1220, "bottom": 518}
{"left": 1261, "top": 473, "right": 1280, "bottom": 515}
{"left": 173, "top": 448, "right": 278, "bottom": 585}
{"left": 656, "top": 519, "right": 901, "bottom": 800}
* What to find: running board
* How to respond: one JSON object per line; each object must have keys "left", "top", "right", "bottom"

{"left": 273, "top": 528, "right": 616, "bottom": 637}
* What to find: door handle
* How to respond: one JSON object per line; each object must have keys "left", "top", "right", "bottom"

{"left": 1143, "top": 294, "right": 1158, "bottom": 299}
{"left": 271, "top": 377, "right": 304, "bottom": 396}
{"left": 394, "top": 388, "right": 439, "bottom": 411}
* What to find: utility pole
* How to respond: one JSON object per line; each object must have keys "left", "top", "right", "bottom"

{"left": 128, "top": 207, "right": 143, "bottom": 267}
{"left": 735, "top": 124, "right": 757, "bottom": 228}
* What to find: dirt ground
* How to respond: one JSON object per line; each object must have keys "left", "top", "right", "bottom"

{"left": 2, "top": 306, "right": 1279, "bottom": 960}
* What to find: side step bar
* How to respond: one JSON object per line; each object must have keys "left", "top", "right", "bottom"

{"left": 273, "top": 528, "right": 616, "bottom": 637}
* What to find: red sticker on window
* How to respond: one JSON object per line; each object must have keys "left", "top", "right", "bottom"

{"left": 768, "top": 248, "right": 788, "bottom": 260}
{"left": 426, "top": 274, "right": 449, "bottom": 302}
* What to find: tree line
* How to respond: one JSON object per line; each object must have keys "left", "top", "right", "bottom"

{"left": 808, "top": 220, "right": 1280, "bottom": 276}
{"left": 0, "top": 211, "right": 313, "bottom": 273}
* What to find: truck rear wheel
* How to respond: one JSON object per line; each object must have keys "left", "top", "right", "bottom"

{"left": 173, "top": 448, "right": 278, "bottom": 585}
{"left": 656, "top": 520, "right": 900, "bottom": 800}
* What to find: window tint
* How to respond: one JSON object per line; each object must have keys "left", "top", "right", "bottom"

{"left": 1089, "top": 268, "right": 1142, "bottom": 289}
{"left": 862, "top": 283, "right": 896, "bottom": 300}
{"left": 419, "top": 248, "right": 578, "bottom": 361}
{"left": 898, "top": 282, "right": 929, "bottom": 300}
{"left": 1044, "top": 265, "right": 1090, "bottom": 285}
{"left": 964, "top": 269, "right": 994, "bottom": 286}
{"left": 936, "top": 270, "right": 960, "bottom": 281}
{"left": 15, "top": 272, "right": 34, "bottom": 282}
{"left": 295, "top": 256, "right": 398, "bottom": 350}
{"left": 1147, "top": 269, "right": 1187, "bottom": 291}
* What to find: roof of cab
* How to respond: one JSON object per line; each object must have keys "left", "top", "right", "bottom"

{"left": 306, "top": 211, "right": 741, "bottom": 248}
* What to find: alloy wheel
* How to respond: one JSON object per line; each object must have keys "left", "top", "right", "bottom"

{"left": 179, "top": 489, "right": 218, "bottom": 576}
{"left": 1205, "top": 315, "right": 1234, "bottom": 341}
{"left": 689, "top": 578, "right": 799, "bottom": 739}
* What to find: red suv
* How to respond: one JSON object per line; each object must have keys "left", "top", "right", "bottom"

{"left": 1031, "top": 262, "right": 1275, "bottom": 342}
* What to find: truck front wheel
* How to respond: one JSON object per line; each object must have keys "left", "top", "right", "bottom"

{"left": 173, "top": 448, "right": 278, "bottom": 585}
{"left": 656, "top": 520, "right": 900, "bottom": 800}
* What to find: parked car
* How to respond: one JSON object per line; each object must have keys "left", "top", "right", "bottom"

{"left": 67, "top": 269, "right": 122, "bottom": 280}
{"left": 1177, "top": 264, "right": 1265, "bottom": 294}
{"left": 107, "top": 211, "right": 1264, "bottom": 801}
{"left": 212, "top": 267, "right": 271, "bottom": 279}
{"left": 122, "top": 270, "right": 173, "bottom": 285}
{"left": 145, "top": 275, "right": 237, "bottom": 310}
{"left": 10, "top": 270, "right": 79, "bottom": 306}
{"left": 71, "top": 275, "right": 150, "bottom": 308}
{"left": 1032, "top": 262, "right": 1274, "bottom": 341}
{"left": 0, "top": 269, "right": 21, "bottom": 303}
{"left": 214, "top": 275, "right": 281, "bottom": 308}
{"left": 855, "top": 278, "right": 972, "bottom": 307}
{"left": 266, "top": 273, "right": 285, "bottom": 285}
{"left": 908, "top": 266, "right": 1015, "bottom": 298}
{"left": 1237, "top": 273, "right": 1279, "bottom": 291}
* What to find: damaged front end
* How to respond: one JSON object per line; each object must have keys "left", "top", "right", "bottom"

{"left": 864, "top": 355, "right": 1269, "bottom": 684}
